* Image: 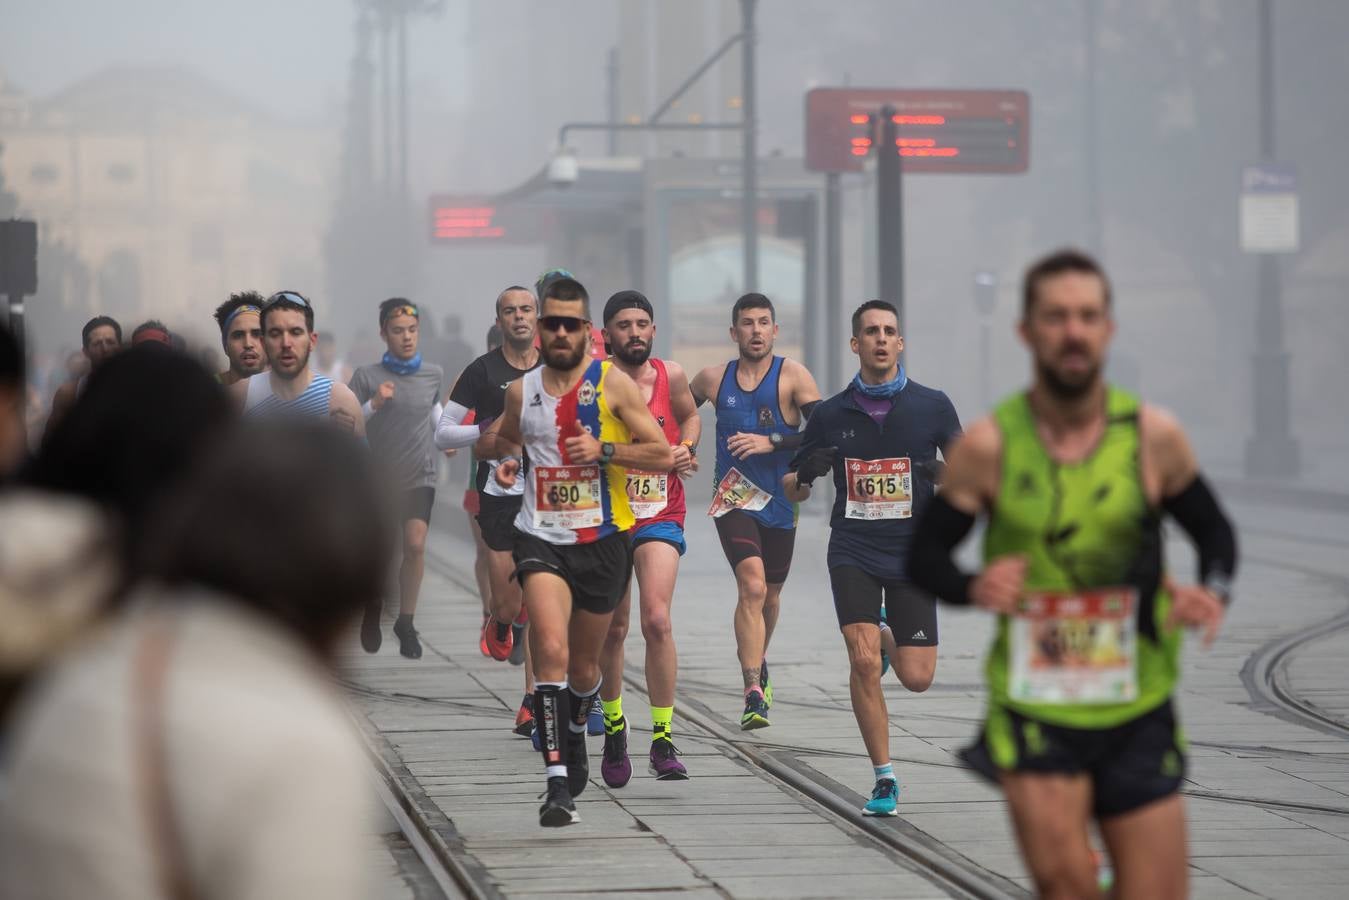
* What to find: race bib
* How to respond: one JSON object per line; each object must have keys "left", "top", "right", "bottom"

{"left": 534, "top": 465, "right": 604, "bottom": 530}
{"left": 707, "top": 467, "right": 772, "bottom": 518}
{"left": 1008, "top": 587, "right": 1138, "bottom": 705}
{"left": 844, "top": 457, "right": 912, "bottom": 520}
{"left": 625, "top": 470, "right": 669, "bottom": 519}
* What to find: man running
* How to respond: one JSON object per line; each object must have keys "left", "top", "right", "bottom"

{"left": 235, "top": 290, "right": 363, "bottom": 433}
{"left": 784, "top": 299, "right": 961, "bottom": 816}
{"left": 350, "top": 298, "right": 447, "bottom": 658}
{"left": 48, "top": 315, "right": 121, "bottom": 427}
{"left": 690, "top": 293, "right": 821, "bottom": 730}
{"left": 491, "top": 276, "right": 672, "bottom": 826}
{"left": 463, "top": 324, "right": 505, "bottom": 632}
{"left": 908, "top": 249, "right": 1236, "bottom": 899}
{"left": 212, "top": 291, "right": 267, "bottom": 385}
{"left": 595, "top": 291, "right": 700, "bottom": 785}
{"left": 437, "top": 287, "right": 541, "bottom": 736}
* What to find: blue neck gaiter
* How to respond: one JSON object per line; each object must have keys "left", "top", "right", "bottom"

{"left": 382, "top": 351, "right": 422, "bottom": 376}
{"left": 851, "top": 365, "right": 907, "bottom": 399}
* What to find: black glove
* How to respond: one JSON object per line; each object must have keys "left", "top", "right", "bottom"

{"left": 914, "top": 458, "right": 946, "bottom": 484}
{"left": 794, "top": 446, "right": 836, "bottom": 486}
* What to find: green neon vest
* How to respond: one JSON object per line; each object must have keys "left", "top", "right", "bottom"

{"left": 981, "top": 387, "right": 1181, "bottom": 729}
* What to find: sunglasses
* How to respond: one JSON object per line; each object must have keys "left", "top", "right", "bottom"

{"left": 382, "top": 304, "right": 419, "bottom": 323}
{"left": 539, "top": 315, "right": 589, "bottom": 334}
{"left": 262, "top": 290, "right": 312, "bottom": 310}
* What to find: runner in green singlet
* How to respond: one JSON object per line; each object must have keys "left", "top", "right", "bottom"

{"left": 909, "top": 249, "right": 1237, "bottom": 900}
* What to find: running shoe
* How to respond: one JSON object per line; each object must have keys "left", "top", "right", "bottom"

{"left": 360, "top": 598, "right": 382, "bottom": 653}
{"left": 648, "top": 740, "right": 689, "bottom": 780}
{"left": 760, "top": 659, "right": 773, "bottom": 708}
{"left": 862, "top": 778, "right": 899, "bottom": 816}
{"left": 482, "top": 616, "right": 514, "bottom": 661}
{"left": 530, "top": 722, "right": 542, "bottom": 752}
{"left": 587, "top": 696, "right": 604, "bottom": 736}
{"left": 740, "top": 691, "right": 770, "bottom": 730}
{"left": 508, "top": 622, "right": 527, "bottom": 666}
{"left": 565, "top": 729, "right": 589, "bottom": 797}
{"left": 601, "top": 717, "right": 632, "bottom": 788}
{"left": 513, "top": 695, "right": 534, "bottom": 737}
{"left": 539, "top": 776, "right": 579, "bottom": 828}
{"left": 392, "top": 615, "right": 422, "bottom": 659}
{"left": 478, "top": 613, "right": 490, "bottom": 657}
{"left": 879, "top": 607, "right": 891, "bottom": 678}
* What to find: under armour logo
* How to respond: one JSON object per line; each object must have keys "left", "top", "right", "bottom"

{"left": 840, "top": 429, "right": 855, "bottom": 440}
{"left": 911, "top": 630, "right": 927, "bottom": 640}
{"left": 499, "top": 382, "right": 512, "bottom": 389}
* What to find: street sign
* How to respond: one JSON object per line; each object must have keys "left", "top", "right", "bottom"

{"left": 805, "top": 88, "right": 1030, "bottom": 174}
{"left": 1240, "top": 163, "right": 1298, "bottom": 254}
{"left": 428, "top": 197, "right": 548, "bottom": 243}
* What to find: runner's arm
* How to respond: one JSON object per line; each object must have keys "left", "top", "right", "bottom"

{"left": 666, "top": 361, "right": 702, "bottom": 473}
{"left": 767, "top": 359, "right": 822, "bottom": 452}
{"left": 783, "top": 408, "right": 831, "bottom": 501}
{"left": 435, "top": 365, "right": 486, "bottom": 449}
{"left": 603, "top": 369, "right": 675, "bottom": 472}
{"left": 328, "top": 383, "right": 366, "bottom": 438}
{"left": 688, "top": 363, "right": 723, "bottom": 408}
{"left": 907, "top": 417, "right": 1003, "bottom": 606}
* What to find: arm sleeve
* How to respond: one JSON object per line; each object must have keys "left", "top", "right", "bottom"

{"left": 787, "top": 408, "right": 826, "bottom": 473}
{"left": 1162, "top": 474, "right": 1238, "bottom": 603}
{"left": 434, "top": 400, "right": 480, "bottom": 450}
{"left": 360, "top": 399, "right": 375, "bottom": 420}
{"left": 937, "top": 393, "right": 963, "bottom": 452}
{"left": 430, "top": 402, "right": 443, "bottom": 427}
{"left": 906, "top": 493, "right": 978, "bottom": 605}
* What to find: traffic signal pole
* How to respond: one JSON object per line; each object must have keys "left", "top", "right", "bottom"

{"left": 876, "top": 105, "right": 904, "bottom": 327}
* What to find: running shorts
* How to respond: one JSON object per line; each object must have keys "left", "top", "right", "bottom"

{"left": 476, "top": 493, "right": 522, "bottom": 553}
{"left": 632, "top": 519, "right": 686, "bottom": 556}
{"left": 512, "top": 529, "right": 633, "bottom": 615}
{"left": 829, "top": 565, "right": 937, "bottom": 644}
{"left": 713, "top": 510, "right": 795, "bottom": 584}
{"left": 400, "top": 486, "right": 436, "bottom": 524}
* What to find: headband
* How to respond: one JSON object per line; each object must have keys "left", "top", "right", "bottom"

{"left": 381, "top": 303, "right": 419, "bottom": 325}
{"left": 221, "top": 304, "right": 261, "bottom": 339}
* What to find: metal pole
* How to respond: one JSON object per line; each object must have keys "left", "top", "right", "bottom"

{"left": 825, "top": 172, "right": 842, "bottom": 392}
{"left": 380, "top": 12, "right": 392, "bottom": 194}
{"left": 1084, "top": 0, "right": 1102, "bottom": 258}
{"left": 876, "top": 105, "right": 904, "bottom": 327}
{"left": 607, "top": 47, "right": 620, "bottom": 156}
{"left": 740, "top": 0, "right": 758, "bottom": 294}
{"left": 6, "top": 295, "right": 21, "bottom": 370}
{"left": 397, "top": 9, "right": 409, "bottom": 199}
{"left": 1245, "top": 0, "right": 1299, "bottom": 478}
{"left": 979, "top": 319, "right": 991, "bottom": 412}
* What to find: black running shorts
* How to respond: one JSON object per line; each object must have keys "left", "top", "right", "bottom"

{"left": 829, "top": 565, "right": 937, "bottom": 644}
{"left": 961, "top": 700, "right": 1187, "bottom": 818}
{"left": 476, "top": 493, "right": 523, "bottom": 553}
{"left": 713, "top": 510, "right": 796, "bottom": 585}
{"left": 400, "top": 486, "right": 436, "bottom": 524}
{"left": 512, "top": 530, "right": 633, "bottom": 615}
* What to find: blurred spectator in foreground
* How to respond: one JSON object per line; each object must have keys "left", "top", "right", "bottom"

{"left": 0, "top": 420, "right": 394, "bottom": 899}
{"left": 0, "top": 347, "right": 230, "bottom": 727}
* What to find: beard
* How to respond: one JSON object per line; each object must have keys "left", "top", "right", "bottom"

{"left": 1037, "top": 357, "right": 1100, "bottom": 401}
{"left": 544, "top": 339, "right": 587, "bottom": 371}
{"left": 269, "top": 343, "right": 311, "bottom": 380}
{"left": 614, "top": 340, "right": 651, "bottom": 366}
{"left": 739, "top": 341, "right": 772, "bottom": 362}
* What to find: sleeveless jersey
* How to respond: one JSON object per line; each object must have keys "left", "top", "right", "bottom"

{"left": 628, "top": 358, "right": 685, "bottom": 528}
{"left": 982, "top": 386, "right": 1177, "bottom": 731}
{"left": 514, "top": 359, "right": 634, "bottom": 545}
{"left": 244, "top": 371, "right": 334, "bottom": 418}
{"left": 713, "top": 357, "right": 796, "bottom": 529}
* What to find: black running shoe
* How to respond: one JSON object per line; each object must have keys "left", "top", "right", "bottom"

{"left": 393, "top": 615, "right": 422, "bottom": 659}
{"left": 360, "top": 599, "right": 382, "bottom": 653}
{"left": 565, "top": 729, "right": 589, "bottom": 798}
{"left": 538, "top": 776, "right": 578, "bottom": 827}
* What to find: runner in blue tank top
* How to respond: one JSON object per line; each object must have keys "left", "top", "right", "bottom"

{"left": 691, "top": 293, "right": 821, "bottom": 730}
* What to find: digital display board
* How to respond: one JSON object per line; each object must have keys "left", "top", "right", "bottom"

{"left": 428, "top": 197, "right": 548, "bottom": 243}
{"left": 805, "top": 88, "right": 1030, "bottom": 174}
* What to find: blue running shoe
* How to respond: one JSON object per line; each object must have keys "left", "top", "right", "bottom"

{"left": 879, "top": 607, "right": 891, "bottom": 678}
{"left": 587, "top": 695, "right": 604, "bottom": 736}
{"left": 862, "top": 778, "right": 899, "bottom": 816}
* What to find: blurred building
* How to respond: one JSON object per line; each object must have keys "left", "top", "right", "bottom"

{"left": 0, "top": 67, "right": 334, "bottom": 349}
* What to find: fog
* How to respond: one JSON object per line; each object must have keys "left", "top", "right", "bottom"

{"left": 2, "top": 0, "right": 1346, "bottom": 481}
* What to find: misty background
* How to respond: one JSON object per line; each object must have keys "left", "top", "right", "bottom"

{"left": 2, "top": 0, "right": 1347, "bottom": 480}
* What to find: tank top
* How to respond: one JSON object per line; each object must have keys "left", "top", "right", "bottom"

{"left": 514, "top": 359, "right": 634, "bottom": 545}
{"left": 243, "top": 371, "right": 334, "bottom": 418}
{"left": 982, "top": 386, "right": 1177, "bottom": 730}
{"left": 626, "top": 358, "right": 686, "bottom": 527}
{"left": 712, "top": 357, "right": 796, "bottom": 529}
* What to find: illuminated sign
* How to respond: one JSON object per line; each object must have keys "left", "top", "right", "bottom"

{"left": 429, "top": 196, "right": 548, "bottom": 243}
{"left": 806, "top": 88, "right": 1030, "bottom": 174}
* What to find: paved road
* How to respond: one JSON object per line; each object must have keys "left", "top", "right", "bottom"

{"left": 342, "top": 486, "right": 1349, "bottom": 899}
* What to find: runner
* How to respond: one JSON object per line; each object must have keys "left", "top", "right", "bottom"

{"left": 129, "top": 320, "right": 173, "bottom": 347}
{"left": 690, "top": 293, "right": 821, "bottom": 730}
{"left": 908, "top": 249, "right": 1236, "bottom": 898}
{"left": 436, "top": 286, "right": 540, "bottom": 734}
{"left": 595, "top": 291, "right": 700, "bottom": 785}
{"left": 349, "top": 298, "right": 448, "bottom": 658}
{"left": 48, "top": 316, "right": 121, "bottom": 428}
{"left": 212, "top": 291, "right": 267, "bottom": 385}
{"left": 235, "top": 290, "right": 363, "bottom": 433}
{"left": 463, "top": 324, "right": 505, "bottom": 631}
{"left": 489, "top": 276, "right": 672, "bottom": 826}
{"left": 783, "top": 299, "right": 961, "bottom": 816}
{"left": 314, "top": 331, "right": 352, "bottom": 385}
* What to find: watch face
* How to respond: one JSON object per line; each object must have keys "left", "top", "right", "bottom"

{"left": 770, "top": 433, "right": 782, "bottom": 446}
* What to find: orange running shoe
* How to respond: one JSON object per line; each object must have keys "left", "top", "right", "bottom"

{"left": 479, "top": 613, "right": 490, "bottom": 657}
{"left": 483, "top": 615, "right": 514, "bottom": 661}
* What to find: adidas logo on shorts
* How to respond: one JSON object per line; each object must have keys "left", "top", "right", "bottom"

{"left": 911, "top": 630, "right": 927, "bottom": 640}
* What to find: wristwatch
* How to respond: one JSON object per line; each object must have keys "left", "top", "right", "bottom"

{"left": 681, "top": 439, "right": 697, "bottom": 457}
{"left": 769, "top": 432, "right": 783, "bottom": 448}
{"left": 599, "top": 441, "right": 616, "bottom": 464}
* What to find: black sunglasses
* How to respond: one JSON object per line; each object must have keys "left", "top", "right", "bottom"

{"left": 539, "top": 315, "right": 589, "bottom": 333}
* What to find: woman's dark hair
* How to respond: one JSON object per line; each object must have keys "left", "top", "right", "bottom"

{"left": 138, "top": 421, "right": 395, "bottom": 654}
{"left": 26, "top": 345, "right": 232, "bottom": 561}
